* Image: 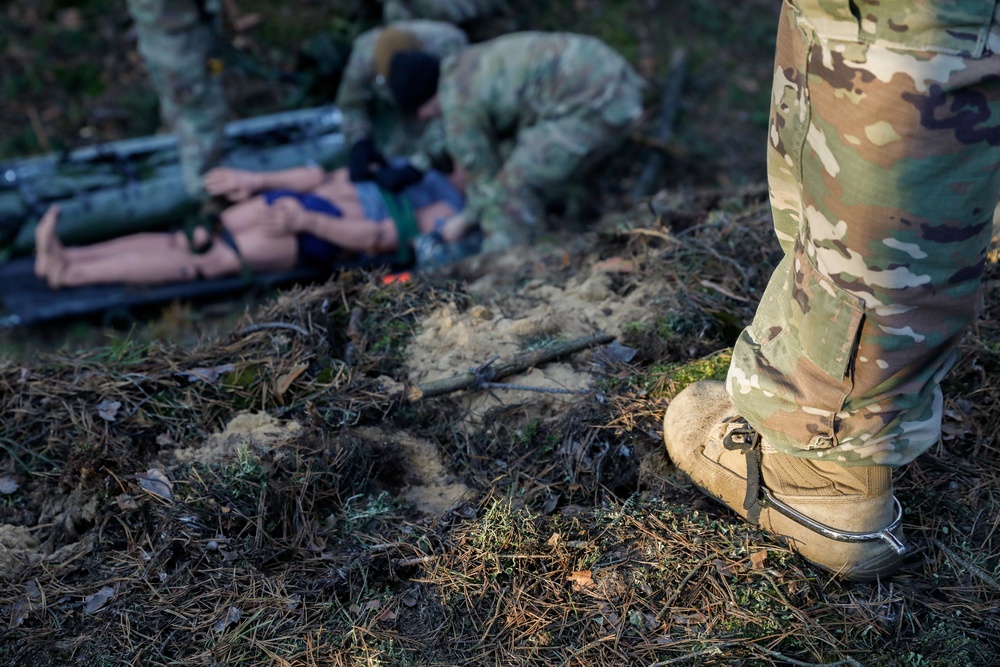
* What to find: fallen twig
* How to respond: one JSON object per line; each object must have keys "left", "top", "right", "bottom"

{"left": 934, "top": 538, "right": 1000, "bottom": 592}
{"left": 656, "top": 554, "right": 714, "bottom": 621}
{"left": 750, "top": 644, "right": 864, "bottom": 667}
{"left": 480, "top": 381, "right": 591, "bottom": 395}
{"left": 408, "top": 332, "right": 615, "bottom": 401}
{"left": 239, "top": 321, "right": 310, "bottom": 337}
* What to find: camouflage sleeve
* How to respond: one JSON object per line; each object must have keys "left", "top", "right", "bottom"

{"left": 439, "top": 92, "right": 501, "bottom": 225}
{"left": 407, "top": 117, "right": 449, "bottom": 172}
{"left": 336, "top": 28, "right": 381, "bottom": 147}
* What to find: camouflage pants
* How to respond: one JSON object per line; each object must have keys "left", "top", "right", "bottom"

{"left": 727, "top": 1, "right": 1000, "bottom": 466}
{"left": 127, "top": 0, "right": 227, "bottom": 197}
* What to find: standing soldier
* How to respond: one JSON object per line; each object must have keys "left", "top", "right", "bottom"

{"left": 337, "top": 20, "right": 467, "bottom": 192}
{"left": 383, "top": 32, "right": 644, "bottom": 251}
{"left": 378, "top": 0, "right": 514, "bottom": 41}
{"left": 125, "top": 0, "right": 227, "bottom": 200}
{"left": 663, "top": 2, "right": 1000, "bottom": 580}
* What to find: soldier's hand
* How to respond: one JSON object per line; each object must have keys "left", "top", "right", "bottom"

{"left": 204, "top": 167, "right": 261, "bottom": 202}
{"left": 439, "top": 212, "right": 468, "bottom": 242}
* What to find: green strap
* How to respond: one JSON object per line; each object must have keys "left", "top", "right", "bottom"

{"left": 183, "top": 213, "right": 216, "bottom": 255}
{"left": 184, "top": 212, "right": 254, "bottom": 284}
{"left": 378, "top": 187, "right": 418, "bottom": 266}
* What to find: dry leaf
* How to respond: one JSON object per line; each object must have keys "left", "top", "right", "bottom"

{"left": 0, "top": 476, "right": 19, "bottom": 494}
{"left": 138, "top": 468, "right": 173, "bottom": 502}
{"left": 96, "top": 399, "right": 121, "bottom": 422}
{"left": 546, "top": 533, "right": 562, "bottom": 548}
{"left": 377, "top": 609, "right": 397, "bottom": 622}
{"left": 713, "top": 559, "right": 734, "bottom": 576}
{"left": 568, "top": 570, "right": 595, "bottom": 591}
{"left": 275, "top": 362, "right": 309, "bottom": 397}
{"left": 750, "top": 550, "right": 768, "bottom": 569}
{"left": 699, "top": 279, "right": 749, "bottom": 302}
{"left": 593, "top": 340, "right": 638, "bottom": 368}
{"left": 214, "top": 606, "right": 242, "bottom": 632}
{"left": 83, "top": 586, "right": 115, "bottom": 614}
{"left": 592, "top": 257, "right": 636, "bottom": 273}
{"left": 178, "top": 364, "right": 237, "bottom": 384}
{"left": 116, "top": 494, "right": 139, "bottom": 511}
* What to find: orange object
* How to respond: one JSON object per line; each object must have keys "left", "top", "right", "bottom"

{"left": 382, "top": 272, "right": 412, "bottom": 284}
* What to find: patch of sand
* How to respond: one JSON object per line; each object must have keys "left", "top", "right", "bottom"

{"left": 357, "top": 427, "right": 472, "bottom": 516}
{"left": 405, "top": 260, "right": 655, "bottom": 429}
{"left": 171, "top": 411, "right": 301, "bottom": 464}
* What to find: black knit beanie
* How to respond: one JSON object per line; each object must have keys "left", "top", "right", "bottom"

{"left": 388, "top": 50, "right": 441, "bottom": 115}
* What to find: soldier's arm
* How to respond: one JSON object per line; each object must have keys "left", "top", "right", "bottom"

{"left": 406, "top": 117, "right": 449, "bottom": 173}
{"left": 443, "top": 106, "right": 500, "bottom": 224}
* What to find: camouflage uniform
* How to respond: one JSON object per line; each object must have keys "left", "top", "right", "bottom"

{"left": 437, "top": 32, "right": 644, "bottom": 244}
{"left": 727, "top": 1, "right": 1000, "bottom": 467}
{"left": 380, "top": 0, "right": 510, "bottom": 26}
{"left": 126, "top": 0, "right": 227, "bottom": 197}
{"left": 336, "top": 20, "right": 467, "bottom": 173}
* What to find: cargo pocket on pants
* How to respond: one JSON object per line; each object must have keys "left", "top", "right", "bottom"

{"left": 740, "top": 247, "right": 866, "bottom": 450}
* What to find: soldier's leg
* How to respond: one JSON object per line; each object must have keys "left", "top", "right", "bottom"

{"left": 664, "top": 4, "right": 1000, "bottom": 579}
{"left": 731, "top": 6, "right": 1000, "bottom": 465}
{"left": 127, "top": 0, "right": 226, "bottom": 198}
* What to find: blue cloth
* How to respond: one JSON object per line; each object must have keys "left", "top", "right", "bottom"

{"left": 403, "top": 169, "right": 465, "bottom": 212}
{"left": 263, "top": 190, "right": 343, "bottom": 217}
{"left": 263, "top": 190, "right": 346, "bottom": 267}
{"left": 261, "top": 169, "right": 465, "bottom": 268}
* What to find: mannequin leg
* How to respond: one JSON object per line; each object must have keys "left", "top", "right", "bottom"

{"left": 36, "top": 210, "right": 234, "bottom": 288}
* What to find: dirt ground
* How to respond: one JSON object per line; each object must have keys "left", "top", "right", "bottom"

{"left": 2, "top": 2, "right": 1000, "bottom": 666}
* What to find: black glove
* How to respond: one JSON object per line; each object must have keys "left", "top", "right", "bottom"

{"left": 373, "top": 164, "right": 424, "bottom": 192}
{"left": 429, "top": 152, "right": 455, "bottom": 175}
{"left": 348, "top": 138, "right": 387, "bottom": 182}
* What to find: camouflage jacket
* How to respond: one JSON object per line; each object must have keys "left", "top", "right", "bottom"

{"left": 336, "top": 20, "right": 467, "bottom": 170}
{"left": 437, "top": 32, "right": 643, "bottom": 228}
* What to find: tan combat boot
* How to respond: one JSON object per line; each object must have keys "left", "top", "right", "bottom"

{"left": 663, "top": 381, "right": 907, "bottom": 581}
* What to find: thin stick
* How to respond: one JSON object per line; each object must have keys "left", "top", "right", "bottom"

{"left": 934, "top": 538, "right": 1000, "bottom": 592}
{"left": 239, "top": 321, "right": 310, "bottom": 337}
{"left": 409, "top": 332, "right": 615, "bottom": 401}
{"left": 480, "top": 382, "right": 591, "bottom": 395}
{"left": 656, "top": 554, "right": 714, "bottom": 621}
{"left": 751, "top": 644, "right": 864, "bottom": 667}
